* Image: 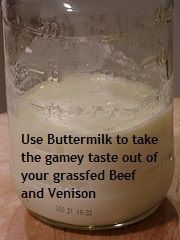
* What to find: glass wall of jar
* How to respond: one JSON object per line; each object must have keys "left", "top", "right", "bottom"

{"left": 2, "top": 0, "right": 174, "bottom": 230}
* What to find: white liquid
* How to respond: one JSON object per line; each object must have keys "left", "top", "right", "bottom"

{"left": 9, "top": 73, "right": 174, "bottom": 226}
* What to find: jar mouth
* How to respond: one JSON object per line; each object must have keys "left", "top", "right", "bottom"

{"left": 1, "top": 0, "right": 174, "bottom": 37}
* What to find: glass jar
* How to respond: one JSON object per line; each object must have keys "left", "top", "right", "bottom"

{"left": 2, "top": 0, "right": 174, "bottom": 230}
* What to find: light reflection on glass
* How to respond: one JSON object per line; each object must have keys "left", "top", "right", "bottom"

{"left": 67, "top": 8, "right": 73, "bottom": 12}
{"left": 63, "top": 3, "right": 72, "bottom": 9}
{"left": 63, "top": 2, "right": 74, "bottom": 12}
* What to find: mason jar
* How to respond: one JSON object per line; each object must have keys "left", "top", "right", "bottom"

{"left": 2, "top": 0, "right": 174, "bottom": 230}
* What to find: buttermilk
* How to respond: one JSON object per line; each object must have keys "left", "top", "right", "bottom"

{"left": 47, "top": 134, "right": 113, "bottom": 145}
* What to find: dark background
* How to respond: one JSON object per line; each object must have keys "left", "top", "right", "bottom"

{"left": 0, "top": 1, "right": 179, "bottom": 113}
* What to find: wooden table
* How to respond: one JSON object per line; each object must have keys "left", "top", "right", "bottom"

{"left": 0, "top": 100, "right": 179, "bottom": 240}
